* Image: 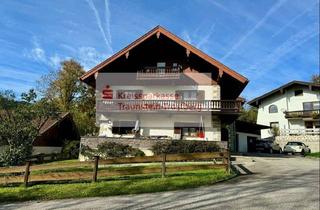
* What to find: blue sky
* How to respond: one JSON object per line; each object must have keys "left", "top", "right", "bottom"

{"left": 0, "top": 0, "right": 319, "bottom": 100}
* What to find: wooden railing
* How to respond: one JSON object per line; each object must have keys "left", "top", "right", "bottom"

{"left": 280, "top": 128, "right": 320, "bottom": 136}
{"left": 284, "top": 109, "right": 320, "bottom": 119}
{"left": 97, "top": 99, "right": 242, "bottom": 113}
{"left": 0, "top": 151, "right": 229, "bottom": 187}
{"left": 136, "top": 67, "right": 181, "bottom": 80}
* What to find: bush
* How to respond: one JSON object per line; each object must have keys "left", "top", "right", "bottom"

{"left": 61, "top": 140, "right": 80, "bottom": 159}
{"left": 152, "top": 140, "right": 220, "bottom": 155}
{"left": 80, "top": 141, "right": 145, "bottom": 159}
{"left": 0, "top": 144, "right": 33, "bottom": 167}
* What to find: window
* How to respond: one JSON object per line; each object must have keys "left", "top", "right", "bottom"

{"left": 174, "top": 122, "right": 202, "bottom": 138}
{"left": 175, "top": 90, "right": 204, "bottom": 100}
{"left": 287, "top": 142, "right": 302, "bottom": 146}
{"left": 294, "top": 89, "right": 303, "bottom": 96}
{"left": 269, "top": 105, "right": 278, "bottom": 113}
{"left": 157, "top": 62, "right": 166, "bottom": 68}
{"left": 303, "top": 102, "right": 313, "bottom": 111}
{"left": 303, "top": 101, "right": 320, "bottom": 110}
{"left": 112, "top": 121, "right": 135, "bottom": 135}
{"left": 157, "top": 62, "right": 166, "bottom": 74}
{"left": 314, "top": 101, "right": 320, "bottom": 110}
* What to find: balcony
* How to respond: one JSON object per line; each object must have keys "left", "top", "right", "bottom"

{"left": 280, "top": 128, "right": 320, "bottom": 136}
{"left": 136, "top": 67, "right": 181, "bottom": 80}
{"left": 97, "top": 99, "right": 242, "bottom": 113}
{"left": 284, "top": 109, "right": 320, "bottom": 119}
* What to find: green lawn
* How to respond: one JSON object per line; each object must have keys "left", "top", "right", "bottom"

{"left": 0, "top": 169, "right": 233, "bottom": 203}
{"left": 305, "top": 152, "right": 320, "bottom": 158}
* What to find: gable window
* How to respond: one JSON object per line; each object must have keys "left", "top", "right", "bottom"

{"left": 294, "top": 89, "right": 303, "bottom": 96}
{"left": 157, "top": 62, "right": 166, "bottom": 74}
{"left": 269, "top": 105, "right": 278, "bottom": 113}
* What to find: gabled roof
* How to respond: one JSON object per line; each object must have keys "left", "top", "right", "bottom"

{"left": 39, "top": 112, "right": 70, "bottom": 135}
{"left": 248, "top": 81, "right": 320, "bottom": 107}
{"left": 80, "top": 25, "right": 248, "bottom": 84}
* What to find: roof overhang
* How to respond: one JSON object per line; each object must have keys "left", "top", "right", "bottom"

{"left": 248, "top": 81, "right": 320, "bottom": 107}
{"left": 80, "top": 25, "right": 248, "bottom": 87}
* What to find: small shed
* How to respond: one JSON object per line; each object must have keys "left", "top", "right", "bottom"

{"left": 33, "top": 112, "right": 80, "bottom": 154}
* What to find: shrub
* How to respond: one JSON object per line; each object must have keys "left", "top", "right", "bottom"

{"left": 61, "top": 140, "right": 80, "bottom": 159}
{"left": 80, "top": 141, "right": 145, "bottom": 159}
{"left": 152, "top": 140, "right": 220, "bottom": 155}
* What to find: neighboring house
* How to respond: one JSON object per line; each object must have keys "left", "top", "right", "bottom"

{"left": 248, "top": 81, "right": 320, "bottom": 152}
{"left": 80, "top": 26, "right": 248, "bottom": 148}
{"left": 33, "top": 112, "right": 80, "bottom": 155}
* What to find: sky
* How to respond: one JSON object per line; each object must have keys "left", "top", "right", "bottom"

{"left": 0, "top": 0, "right": 319, "bottom": 100}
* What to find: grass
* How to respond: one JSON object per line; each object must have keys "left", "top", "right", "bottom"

{"left": 305, "top": 152, "right": 320, "bottom": 158}
{"left": 0, "top": 169, "right": 233, "bottom": 203}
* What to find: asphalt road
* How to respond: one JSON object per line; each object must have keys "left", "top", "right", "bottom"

{"left": 1, "top": 155, "right": 319, "bottom": 210}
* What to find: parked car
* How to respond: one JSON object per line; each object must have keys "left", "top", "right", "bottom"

{"left": 255, "top": 140, "right": 282, "bottom": 154}
{"left": 283, "top": 141, "right": 311, "bottom": 155}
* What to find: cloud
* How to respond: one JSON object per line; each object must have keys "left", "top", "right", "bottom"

{"left": 0, "top": 66, "right": 40, "bottom": 83}
{"left": 86, "top": 0, "right": 113, "bottom": 53}
{"left": 78, "top": 46, "right": 110, "bottom": 70}
{"left": 24, "top": 37, "right": 46, "bottom": 62}
{"left": 207, "top": 0, "right": 234, "bottom": 16}
{"left": 30, "top": 47, "right": 46, "bottom": 62}
{"left": 24, "top": 37, "right": 63, "bottom": 68}
{"left": 221, "top": 0, "right": 287, "bottom": 61}
{"left": 271, "top": 2, "right": 319, "bottom": 37}
{"left": 181, "top": 30, "right": 192, "bottom": 44}
{"left": 247, "top": 22, "right": 319, "bottom": 79}
{"left": 104, "top": 0, "right": 112, "bottom": 45}
{"left": 49, "top": 54, "right": 62, "bottom": 67}
{"left": 195, "top": 24, "right": 215, "bottom": 49}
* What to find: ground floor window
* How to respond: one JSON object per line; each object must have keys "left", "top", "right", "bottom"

{"left": 174, "top": 122, "right": 204, "bottom": 139}
{"left": 112, "top": 121, "right": 135, "bottom": 135}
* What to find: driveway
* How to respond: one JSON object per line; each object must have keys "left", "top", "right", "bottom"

{"left": 1, "top": 156, "right": 319, "bottom": 210}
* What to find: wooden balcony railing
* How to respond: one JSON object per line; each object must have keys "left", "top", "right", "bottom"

{"left": 136, "top": 67, "right": 181, "bottom": 80}
{"left": 280, "top": 128, "right": 320, "bottom": 136}
{"left": 284, "top": 109, "right": 320, "bottom": 119}
{"left": 97, "top": 99, "right": 242, "bottom": 113}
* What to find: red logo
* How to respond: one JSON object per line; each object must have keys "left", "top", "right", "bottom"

{"left": 102, "top": 85, "right": 113, "bottom": 99}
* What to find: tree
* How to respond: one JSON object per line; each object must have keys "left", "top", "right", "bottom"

{"left": 0, "top": 89, "right": 58, "bottom": 166}
{"left": 37, "top": 59, "right": 97, "bottom": 136}
{"left": 238, "top": 105, "right": 258, "bottom": 123}
{"left": 311, "top": 74, "right": 320, "bottom": 84}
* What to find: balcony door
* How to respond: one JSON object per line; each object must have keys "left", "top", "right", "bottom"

{"left": 157, "top": 62, "right": 166, "bottom": 74}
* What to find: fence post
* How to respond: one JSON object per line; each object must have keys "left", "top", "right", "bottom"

{"left": 92, "top": 156, "right": 99, "bottom": 182}
{"left": 24, "top": 161, "right": 31, "bottom": 187}
{"left": 161, "top": 153, "right": 166, "bottom": 178}
{"left": 226, "top": 149, "right": 231, "bottom": 174}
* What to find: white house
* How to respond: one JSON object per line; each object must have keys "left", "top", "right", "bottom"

{"left": 79, "top": 26, "right": 248, "bottom": 148}
{"left": 248, "top": 81, "right": 320, "bottom": 152}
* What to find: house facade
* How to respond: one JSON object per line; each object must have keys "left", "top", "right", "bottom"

{"left": 80, "top": 26, "right": 248, "bottom": 149}
{"left": 248, "top": 81, "right": 320, "bottom": 152}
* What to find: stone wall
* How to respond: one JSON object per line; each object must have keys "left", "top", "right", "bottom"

{"left": 275, "top": 135, "right": 320, "bottom": 152}
{"left": 79, "top": 137, "right": 228, "bottom": 161}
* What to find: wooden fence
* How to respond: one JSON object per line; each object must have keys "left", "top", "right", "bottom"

{"left": 0, "top": 151, "right": 229, "bottom": 187}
